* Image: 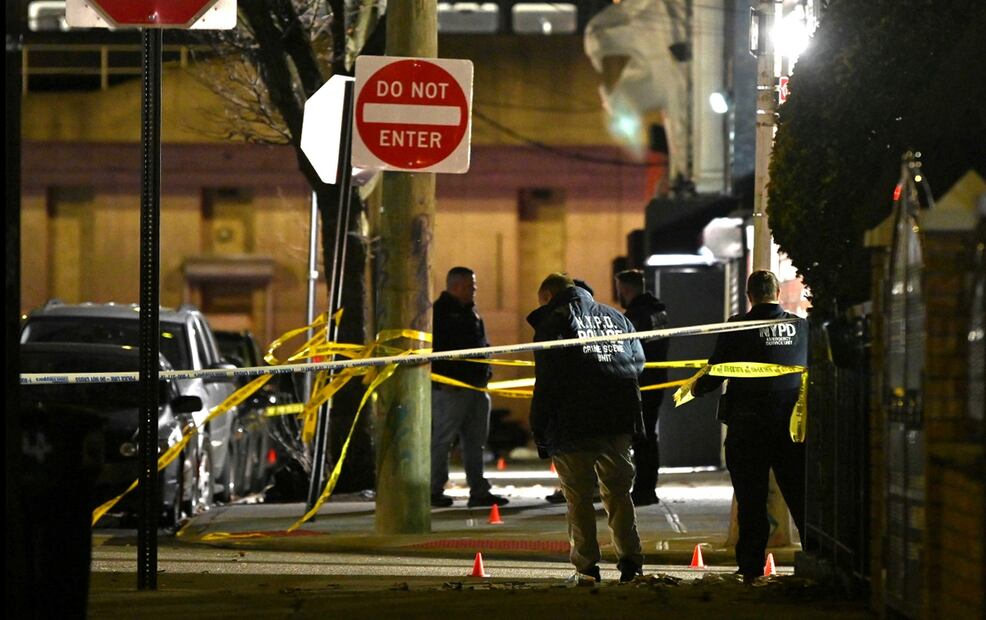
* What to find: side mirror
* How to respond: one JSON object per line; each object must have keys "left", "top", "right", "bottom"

{"left": 171, "top": 395, "right": 203, "bottom": 414}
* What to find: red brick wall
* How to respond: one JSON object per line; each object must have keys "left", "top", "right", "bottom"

{"left": 921, "top": 230, "right": 985, "bottom": 619}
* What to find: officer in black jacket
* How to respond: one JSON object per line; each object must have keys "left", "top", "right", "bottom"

{"left": 430, "top": 267, "right": 508, "bottom": 509}
{"left": 616, "top": 269, "right": 670, "bottom": 506}
{"left": 529, "top": 273, "right": 645, "bottom": 583}
{"left": 691, "top": 270, "right": 808, "bottom": 582}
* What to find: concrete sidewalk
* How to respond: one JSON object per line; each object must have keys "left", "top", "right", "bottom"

{"left": 167, "top": 469, "right": 803, "bottom": 569}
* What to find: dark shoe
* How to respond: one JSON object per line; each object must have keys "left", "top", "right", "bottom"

{"left": 579, "top": 565, "right": 602, "bottom": 582}
{"left": 735, "top": 570, "right": 762, "bottom": 584}
{"left": 545, "top": 489, "right": 566, "bottom": 504}
{"left": 431, "top": 493, "right": 454, "bottom": 508}
{"left": 617, "top": 560, "right": 642, "bottom": 583}
{"left": 467, "top": 493, "right": 509, "bottom": 508}
{"left": 631, "top": 491, "right": 660, "bottom": 507}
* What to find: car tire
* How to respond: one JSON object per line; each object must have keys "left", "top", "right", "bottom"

{"left": 214, "top": 448, "right": 233, "bottom": 504}
{"left": 228, "top": 430, "right": 249, "bottom": 500}
{"left": 162, "top": 467, "right": 185, "bottom": 531}
{"left": 182, "top": 433, "right": 214, "bottom": 518}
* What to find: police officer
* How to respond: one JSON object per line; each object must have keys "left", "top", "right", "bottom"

{"left": 615, "top": 269, "right": 670, "bottom": 506}
{"left": 691, "top": 270, "right": 807, "bottom": 582}
{"left": 430, "top": 267, "right": 508, "bottom": 509}
{"left": 529, "top": 273, "right": 645, "bottom": 583}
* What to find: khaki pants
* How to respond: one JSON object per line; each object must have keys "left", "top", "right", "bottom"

{"left": 552, "top": 434, "right": 643, "bottom": 573}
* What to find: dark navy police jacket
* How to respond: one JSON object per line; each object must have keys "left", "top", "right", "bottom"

{"left": 623, "top": 292, "right": 670, "bottom": 389}
{"left": 527, "top": 286, "right": 645, "bottom": 456}
{"left": 692, "top": 303, "right": 808, "bottom": 422}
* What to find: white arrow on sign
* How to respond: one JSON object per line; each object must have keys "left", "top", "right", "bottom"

{"left": 301, "top": 74, "right": 355, "bottom": 185}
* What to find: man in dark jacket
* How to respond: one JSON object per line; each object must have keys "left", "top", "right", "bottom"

{"left": 529, "top": 273, "right": 645, "bottom": 583}
{"left": 430, "top": 267, "right": 508, "bottom": 509}
{"left": 691, "top": 270, "right": 807, "bottom": 582}
{"left": 616, "top": 269, "right": 670, "bottom": 506}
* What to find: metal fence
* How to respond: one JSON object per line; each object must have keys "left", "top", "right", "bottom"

{"left": 800, "top": 310, "right": 871, "bottom": 593}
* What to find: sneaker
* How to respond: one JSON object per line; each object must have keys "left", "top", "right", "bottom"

{"left": 574, "top": 565, "right": 601, "bottom": 584}
{"left": 735, "top": 570, "right": 765, "bottom": 585}
{"left": 565, "top": 572, "right": 599, "bottom": 587}
{"left": 617, "top": 560, "right": 642, "bottom": 583}
{"left": 431, "top": 493, "right": 454, "bottom": 508}
{"left": 743, "top": 575, "right": 769, "bottom": 586}
{"left": 545, "top": 489, "right": 566, "bottom": 504}
{"left": 467, "top": 493, "right": 509, "bottom": 508}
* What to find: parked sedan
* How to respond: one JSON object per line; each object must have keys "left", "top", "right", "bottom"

{"left": 20, "top": 342, "right": 209, "bottom": 528}
{"left": 20, "top": 301, "right": 240, "bottom": 504}
{"left": 215, "top": 330, "right": 302, "bottom": 499}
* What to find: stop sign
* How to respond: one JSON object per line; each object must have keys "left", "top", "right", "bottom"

{"left": 301, "top": 75, "right": 355, "bottom": 185}
{"left": 67, "top": 0, "right": 236, "bottom": 29}
{"left": 353, "top": 56, "right": 474, "bottom": 174}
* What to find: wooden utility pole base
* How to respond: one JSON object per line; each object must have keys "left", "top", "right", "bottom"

{"left": 373, "top": 0, "right": 438, "bottom": 535}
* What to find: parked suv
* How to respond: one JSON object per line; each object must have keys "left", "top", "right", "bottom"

{"left": 20, "top": 301, "right": 240, "bottom": 504}
{"left": 20, "top": 342, "right": 207, "bottom": 527}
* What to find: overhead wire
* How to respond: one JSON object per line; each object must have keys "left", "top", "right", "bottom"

{"left": 472, "top": 107, "right": 656, "bottom": 168}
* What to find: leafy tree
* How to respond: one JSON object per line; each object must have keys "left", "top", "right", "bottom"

{"left": 769, "top": 0, "right": 986, "bottom": 313}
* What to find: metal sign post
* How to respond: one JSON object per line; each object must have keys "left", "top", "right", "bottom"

{"left": 65, "top": 0, "right": 236, "bottom": 592}
{"left": 306, "top": 80, "right": 356, "bottom": 513}
{"left": 137, "top": 27, "right": 162, "bottom": 591}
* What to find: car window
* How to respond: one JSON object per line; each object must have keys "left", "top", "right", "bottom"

{"left": 22, "top": 317, "right": 192, "bottom": 370}
{"left": 191, "top": 318, "right": 213, "bottom": 367}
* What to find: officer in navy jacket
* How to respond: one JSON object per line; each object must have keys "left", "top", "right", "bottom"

{"left": 692, "top": 270, "right": 808, "bottom": 582}
{"left": 616, "top": 269, "right": 670, "bottom": 506}
{"left": 528, "top": 273, "right": 645, "bottom": 583}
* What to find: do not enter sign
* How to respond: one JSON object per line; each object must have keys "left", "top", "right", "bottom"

{"left": 353, "top": 56, "right": 474, "bottom": 174}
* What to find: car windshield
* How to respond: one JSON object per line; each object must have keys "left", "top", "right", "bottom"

{"left": 21, "top": 317, "right": 191, "bottom": 370}
{"left": 215, "top": 332, "right": 259, "bottom": 367}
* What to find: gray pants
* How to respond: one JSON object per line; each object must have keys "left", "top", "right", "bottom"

{"left": 430, "top": 386, "right": 492, "bottom": 498}
{"left": 553, "top": 434, "right": 643, "bottom": 573}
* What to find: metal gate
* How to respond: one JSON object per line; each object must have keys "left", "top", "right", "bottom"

{"left": 883, "top": 153, "right": 928, "bottom": 618}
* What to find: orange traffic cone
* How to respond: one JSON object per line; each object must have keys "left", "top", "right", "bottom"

{"left": 763, "top": 553, "right": 776, "bottom": 577}
{"left": 549, "top": 461, "right": 557, "bottom": 474}
{"left": 471, "top": 552, "right": 490, "bottom": 578}
{"left": 689, "top": 544, "right": 706, "bottom": 568}
{"left": 488, "top": 503, "right": 504, "bottom": 525}
{"left": 497, "top": 457, "right": 507, "bottom": 471}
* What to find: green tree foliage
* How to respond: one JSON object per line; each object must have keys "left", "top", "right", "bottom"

{"left": 769, "top": 0, "right": 986, "bottom": 313}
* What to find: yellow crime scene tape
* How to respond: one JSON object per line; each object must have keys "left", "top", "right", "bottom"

{"left": 19, "top": 313, "right": 806, "bottom": 533}
{"left": 672, "top": 362, "right": 808, "bottom": 442}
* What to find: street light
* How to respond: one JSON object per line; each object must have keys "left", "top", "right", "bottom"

{"left": 748, "top": 1, "right": 818, "bottom": 272}
{"left": 708, "top": 91, "right": 730, "bottom": 115}
{"left": 774, "top": 5, "right": 810, "bottom": 65}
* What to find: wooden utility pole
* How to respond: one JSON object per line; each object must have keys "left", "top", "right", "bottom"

{"left": 752, "top": 0, "right": 776, "bottom": 271}
{"left": 374, "top": 1, "right": 437, "bottom": 535}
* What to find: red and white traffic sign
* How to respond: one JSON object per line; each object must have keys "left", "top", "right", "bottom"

{"left": 778, "top": 76, "right": 790, "bottom": 105}
{"left": 67, "top": 0, "right": 236, "bottom": 29}
{"left": 353, "top": 56, "right": 474, "bottom": 174}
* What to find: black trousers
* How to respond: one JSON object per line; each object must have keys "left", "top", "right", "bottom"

{"left": 631, "top": 391, "right": 663, "bottom": 496}
{"left": 724, "top": 395, "right": 806, "bottom": 577}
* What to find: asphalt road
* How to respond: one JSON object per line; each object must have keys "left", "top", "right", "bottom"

{"left": 84, "top": 469, "right": 870, "bottom": 619}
